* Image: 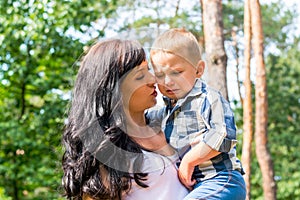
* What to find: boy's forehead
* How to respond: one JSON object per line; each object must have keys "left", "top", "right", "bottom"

{"left": 151, "top": 50, "right": 171, "bottom": 58}
{"left": 151, "top": 51, "right": 193, "bottom": 68}
{"left": 151, "top": 51, "right": 181, "bottom": 62}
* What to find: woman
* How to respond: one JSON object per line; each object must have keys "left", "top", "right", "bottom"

{"left": 62, "top": 39, "right": 188, "bottom": 200}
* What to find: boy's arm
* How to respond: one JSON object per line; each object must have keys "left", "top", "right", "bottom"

{"left": 202, "top": 92, "right": 237, "bottom": 153}
{"left": 178, "top": 141, "right": 220, "bottom": 190}
{"left": 178, "top": 92, "right": 237, "bottom": 189}
{"left": 145, "top": 106, "right": 165, "bottom": 132}
{"left": 146, "top": 107, "right": 164, "bottom": 121}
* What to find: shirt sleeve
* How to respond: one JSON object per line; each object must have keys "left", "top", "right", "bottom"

{"left": 201, "top": 91, "right": 237, "bottom": 152}
{"left": 145, "top": 107, "right": 166, "bottom": 133}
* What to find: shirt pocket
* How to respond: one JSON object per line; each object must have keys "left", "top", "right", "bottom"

{"left": 180, "top": 110, "right": 207, "bottom": 145}
{"left": 172, "top": 111, "right": 206, "bottom": 154}
{"left": 175, "top": 110, "right": 203, "bottom": 135}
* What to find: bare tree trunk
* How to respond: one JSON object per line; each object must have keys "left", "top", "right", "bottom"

{"left": 175, "top": 0, "right": 181, "bottom": 16}
{"left": 241, "top": 0, "right": 253, "bottom": 199}
{"left": 201, "top": 0, "right": 228, "bottom": 100}
{"left": 250, "top": 0, "right": 277, "bottom": 199}
{"left": 231, "top": 27, "right": 243, "bottom": 105}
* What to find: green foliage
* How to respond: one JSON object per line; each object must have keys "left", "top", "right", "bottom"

{"left": 234, "top": 36, "right": 300, "bottom": 200}
{"left": 223, "top": 0, "right": 244, "bottom": 37}
{"left": 116, "top": 0, "right": 203, "bottom": 43}
{"left": 0, "top": 187, "right": 12, "bottom": 200}
{"left": 0, "top": 0, "right": 118, "bottom": 199}
{"left": 265, "top": 42, "right": 300, "bottom": 199}
{"left": 261, "top": 1, "right": 297, "bottom": 50}
{"left": 228, "top": 1, "right": 299, "bottom": 199}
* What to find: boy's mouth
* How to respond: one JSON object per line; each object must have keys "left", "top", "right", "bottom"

{"left": 166, "top": 89, "right": 178, "bottom": 94}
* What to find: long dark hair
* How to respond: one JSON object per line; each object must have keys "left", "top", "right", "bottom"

{"left": 62, "top": 39, "right": 148, "bottom": 200}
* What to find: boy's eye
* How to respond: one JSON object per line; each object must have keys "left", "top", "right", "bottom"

{"left": 171, "top": 70, "right": 182, "bottom": 75}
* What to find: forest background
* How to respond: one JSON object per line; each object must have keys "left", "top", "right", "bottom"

{"left": 0, "top": 0, "right": 299, "bottom": 199}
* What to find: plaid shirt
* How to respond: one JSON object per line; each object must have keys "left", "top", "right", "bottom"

{"left": 147, "top": 79, "right": 244, "bottom": 181}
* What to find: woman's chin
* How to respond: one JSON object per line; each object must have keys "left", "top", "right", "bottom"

{"left": 144, "top": 100, "right": 157, "bottom": 110}
{"left": 150, "top": 99, "right": 157, "bottom": 107}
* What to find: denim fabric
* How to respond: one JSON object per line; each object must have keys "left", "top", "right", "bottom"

{"left": 183, "top": 170, "right": 246, "bottom": 200}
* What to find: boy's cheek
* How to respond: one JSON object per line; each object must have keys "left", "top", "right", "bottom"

{"left": 157, "top": 84, "right": 165, "bottom": 91}
{"left": 157, "top": 85, "right": 168, "bottom": 96}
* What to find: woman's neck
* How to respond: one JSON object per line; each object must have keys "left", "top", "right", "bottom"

{"left": 128, "top": 111, "right": 146, "bottom": 127}
{"left": 124, "top": 110, "right": 147, "bottom": 137}
{"left": 125, "top": 110, "right": 174, "bottom": 156}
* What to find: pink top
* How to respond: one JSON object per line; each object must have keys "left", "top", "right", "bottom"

{"left": 123, "top": 151, "right": 189, "bottom": 200}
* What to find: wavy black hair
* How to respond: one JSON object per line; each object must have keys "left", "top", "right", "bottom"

{"left": 62, "top": 39, "right": 148, "bottom": 200}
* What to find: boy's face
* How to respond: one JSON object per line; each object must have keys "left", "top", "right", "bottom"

{"left": 151, "top": 51, "right": 203, "bottom": 100}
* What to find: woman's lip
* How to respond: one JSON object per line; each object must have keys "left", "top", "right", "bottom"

{"left": 151, "top": 90, "right": 158, "bottom": 97}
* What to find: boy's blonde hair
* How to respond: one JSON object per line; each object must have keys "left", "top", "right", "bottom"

{"left": 150, "top": 28, "right": 202, "bottom": 67}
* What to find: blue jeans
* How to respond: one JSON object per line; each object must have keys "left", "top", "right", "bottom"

{"left": 183, "top": 170, "right": 246, "bottom": 200}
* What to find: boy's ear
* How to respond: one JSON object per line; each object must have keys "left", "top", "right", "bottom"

{"left": 196, "top": 60, "right": 205, "bottom": 78}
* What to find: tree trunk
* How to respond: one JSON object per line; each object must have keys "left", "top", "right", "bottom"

{"left": 231, "top": 27, "right": 243, "bottom": 105}
{"left": 201, "top": 0, "right": 228, "bottom": 100}
{"left": 241, "top": 0, "right": 253, "bottom": 199}
{"left": 251, "top": 0, "right": 277, "bottom": 199}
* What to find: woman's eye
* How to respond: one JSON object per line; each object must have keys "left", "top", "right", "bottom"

{"left": 136, "top": 74, "right": 145, "bottom": 80}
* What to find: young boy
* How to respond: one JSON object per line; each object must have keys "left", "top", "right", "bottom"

{"left": 148, "top": 28, "right": 246, "bottom": 200}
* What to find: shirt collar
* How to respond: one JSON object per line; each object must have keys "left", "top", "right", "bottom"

{"left": 176, "top": 78, "right": 205, "bottom": 105}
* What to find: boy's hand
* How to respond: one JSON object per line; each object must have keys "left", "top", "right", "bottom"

{"left": 177, "top": 142, "right": 221, "bottom": 190}
{"left": 178, "top": 156, "right": 196, "bottom": 190}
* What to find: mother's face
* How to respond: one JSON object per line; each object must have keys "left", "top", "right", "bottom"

{"left": 121, "top": 61, "right": 157, "bottom": 113}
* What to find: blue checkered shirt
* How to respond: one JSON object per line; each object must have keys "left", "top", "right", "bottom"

{"left": 147, "top": 79, "right": 244, "bottom": 181}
